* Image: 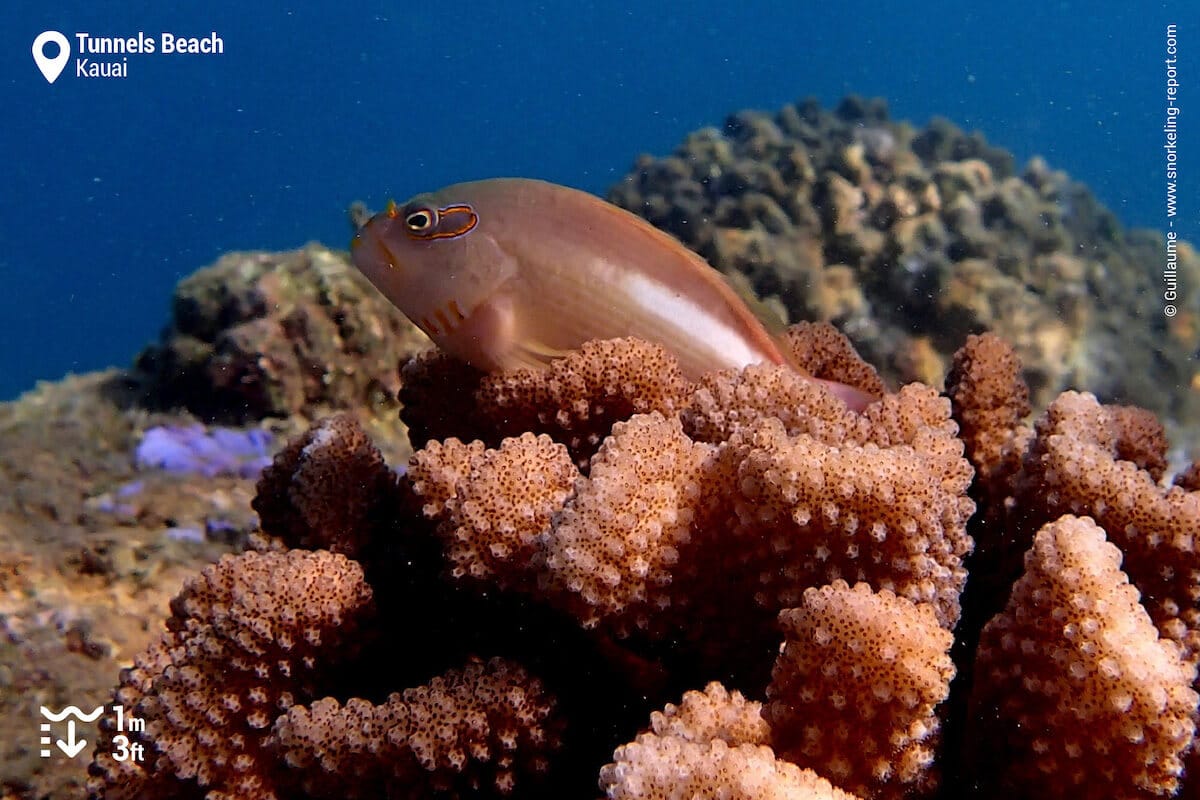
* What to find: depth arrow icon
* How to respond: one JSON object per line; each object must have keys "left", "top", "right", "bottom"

{"left": 56, "top": 720, "right": 87, "bottom": 758}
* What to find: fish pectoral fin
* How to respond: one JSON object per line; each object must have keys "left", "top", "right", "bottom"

{"left": 520, "top": 338, "right": 576, "bottom": 361}
{"left": 492, "top": 338, "right": 576, "bottom": 372}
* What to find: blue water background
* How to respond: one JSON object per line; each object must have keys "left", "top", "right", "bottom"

{"left": 1, "top": 2, "right": 1194, "bottom": 400}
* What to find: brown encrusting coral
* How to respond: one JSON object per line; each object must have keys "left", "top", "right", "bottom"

{"left": 967, "top": 515, "right": 1198, "bottom": 799}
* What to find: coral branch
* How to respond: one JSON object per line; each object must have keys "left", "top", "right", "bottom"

{"left": 272, "top": 657, "right": 562, "bottom": 798}
{"left": 1017, "top": 392, "right": 1200, "bottom": 662}
{"left": 252, "top": 413, "right": 397, "bottom": 559}
{"left": 87, "top": 550, "right": 375, "bottom": 800}
{"left": 968, "top": 515, "right": 1197, "bottom": 799}
{"left": 602, "top": 683, "right": 862, "bottom": 799}
{"left": 766, "top": 581, "right": 954, "bottom": 799}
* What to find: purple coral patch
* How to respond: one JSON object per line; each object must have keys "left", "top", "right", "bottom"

{"left": 136, "top": 424, "right": 273, "bottom": 479}
{"left": 165, "top": 526, "right": 206, "bottom": 543}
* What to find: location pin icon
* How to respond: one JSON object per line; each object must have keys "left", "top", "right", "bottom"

{"left": 32, "top": 31, "right": 70, "bottom": 84}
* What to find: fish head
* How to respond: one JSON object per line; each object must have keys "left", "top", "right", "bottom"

{"left": 350, "top": 187, "right": 519, "bottom": 345}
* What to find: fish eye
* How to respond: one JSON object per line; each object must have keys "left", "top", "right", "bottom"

{"left": 404, "top": 208, "right": 436, "bottom": 232}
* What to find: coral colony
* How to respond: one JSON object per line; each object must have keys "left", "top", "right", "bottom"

{"left": 86, "top": 326, "right": 1200, "bottom": 799}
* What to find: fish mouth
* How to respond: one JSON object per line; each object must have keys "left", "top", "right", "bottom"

{"left": 351, "top": 218, "right": 402, "bottom": 275}
{"left": 374, "top": 235, "right": 400, "bottom": 271}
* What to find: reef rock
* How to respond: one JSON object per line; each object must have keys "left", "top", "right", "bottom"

{"left": 132, "top": 244, "right": 428, "bottom": 424}
{"left": 609, "top": 96, "right": 1200, "bottom": 426}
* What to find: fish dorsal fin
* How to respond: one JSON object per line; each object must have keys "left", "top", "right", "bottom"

{"left": 588, "top": 196, "right": 790, "bottom": 332}
{"left": 717, "top": 269, "right": 820, "bottom": 377}
{"left": 718, "top": 269, "right": 789, "bottom": 335}
{"left": 584, "top": 194, "right": 798, "bottom": 369}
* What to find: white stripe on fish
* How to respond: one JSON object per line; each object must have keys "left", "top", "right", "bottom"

{"left": 620, "top": 271, "right": 762, "bottom": 370}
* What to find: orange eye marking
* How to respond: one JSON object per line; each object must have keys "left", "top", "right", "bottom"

{"left": 405, "top": 203, "right": 479, "bottom": 241}
{"left": 421, "top": 316, "right": 439, "bottom": 335}
{"left": 449, "top": 300, "right": 466, "bottom": 321}
{"left": 434, "top": 308, "right": 451, "bottom": 331}
{"left": 385, "top": 199, "right": 399, "bottom": 219}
